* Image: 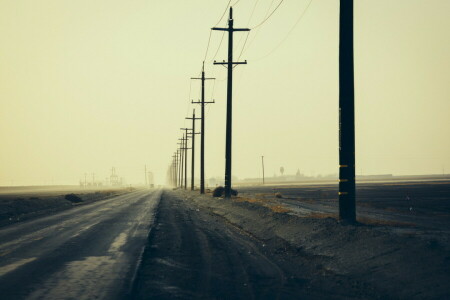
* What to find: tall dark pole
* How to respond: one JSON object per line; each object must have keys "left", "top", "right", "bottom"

{"left": 192, "top": 63, "right": 215, "bottom": 194}
{"left": 261, "top": 156, "right": 265, "bottom": 185}
{"left": 181, "top": 135, "right": 185, "bottom": 189}
{"left": 178, "top": 139, "right": 183, "bottom": 188}
{"left": 186, "top": 110, "right": 200, "bottom": 191}
{"left": 184, "top": 130, "right": 189, "bottom": 189}
{"left": 339, "top": 0, "right": 356, "bottom": 223}
{"left": 177, "top": 149, "right": 181, "bottom": 187}
{"left": 174, "top": 153, "right": 178, "bottom": 187}
{"left": 180, "top": 128, "right": 191, "bottom": 190}
{"left": 213, "top": 7, "right": 249, "bottom": 198}
{"left": 174, "top": 153, "right": 177, "bottom": 187}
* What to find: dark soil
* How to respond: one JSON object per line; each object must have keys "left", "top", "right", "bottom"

{"left": 133, "top": 188, "right": 450, "bottom": 299}
{"left": 0, "top": 188, "right": 129, "bottom": 227}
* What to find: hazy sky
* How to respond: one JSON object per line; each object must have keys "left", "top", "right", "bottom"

{"left": 0, "top": 0, "right": 449, "bottom": 186}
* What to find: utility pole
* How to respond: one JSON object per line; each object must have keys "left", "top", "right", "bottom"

{"left": 192, "top": 62, "right": 215, "bottom": 194}
{"left": 339, "top": 0, "right": 356, "bottom": 223}
{"left": 180, "top": 128, "right": 191, "bottom": 190}
{"left": 261, "top": 156, "right": 265, "bottom": 185}
{"left": 176, "top": 149, "right": 181, "bottom": 187}
{"left": 177, "top": 141, "right": 183, "bottom": 188}
{"left": 213, "top": 7, "right": 250, "bottom": 198}
{"left": 186, "top": 110, "right": 201, "bottom": 190}
{"left": 145, "top": 165, "right": 148, "bottom": 187}
{"left": 173, "top": 153, "right": 177, "bottom": 187}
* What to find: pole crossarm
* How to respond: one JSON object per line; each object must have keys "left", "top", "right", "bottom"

{"left": 211, "top": 27, "right": 250, "bottom": 32}
{"left": 214, "top": 61, "right": 247, "bottom": 65}
{"left": 192, "top": 100, "right": 215, "bottom": 104}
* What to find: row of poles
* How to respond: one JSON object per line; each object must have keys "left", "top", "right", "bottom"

{"left": 168, "top": 2, "right": 356, "bottom": 223}
{"left": 168, "top": 7, "right": 249, "bottom": 197}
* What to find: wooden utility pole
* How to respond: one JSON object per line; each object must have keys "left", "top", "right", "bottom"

{"left": 176, "top": 149, "right": 181, "bottom": 187}
{"left": 180, "top": 128, "right": 191, "bottom": 189}
{"left": 145, "top": 165, "right": 148, "bottom": 187}
{"left": 339, "top": 0, "right": 356, "bottom": 223}
{"left": 172, "top": 153, "right": 177, "bottom": 187}
{"left": 213, "top": 7, "right": 250, "bottom": 198}
{"left": 261, "top": 156, "right": 265, "bottom": 185}
{"left": 192, "top": 62, "right": 215, "bottom": 194}
{"left": 177, "top": 140, "right": 183, "bottom": 188}
{"left": 186, "top": 110, "right": 201, "bottom": 191}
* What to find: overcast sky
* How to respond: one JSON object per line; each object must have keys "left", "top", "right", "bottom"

{"left": 0, "top": 0, "right": 449, "bottom": 186}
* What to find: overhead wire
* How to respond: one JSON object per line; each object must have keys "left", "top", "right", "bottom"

{"left": 237, "top": 0, "right": 277, "bottom": 59}
{"left": 203, "top": 30, "right": 212, "bottom": 62}
{"left": 251, "top": 0, "right": 314, "bottom": 61}
{"left": 214, "top": 0, "right": 232, "bottom": 27}
{"left": 251, "top": 0, "right": 285, "bottom": 29}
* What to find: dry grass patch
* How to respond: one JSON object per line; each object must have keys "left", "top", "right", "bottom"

{"left": 234, "top": 197, "right": 290, "bottom": 213}
{"left": 357, "top": 216, "right": 416, "bottom": 227}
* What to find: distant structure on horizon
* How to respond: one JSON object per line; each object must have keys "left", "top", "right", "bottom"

{"left": 110, "top": 167, "right": 123, "bottom": 186}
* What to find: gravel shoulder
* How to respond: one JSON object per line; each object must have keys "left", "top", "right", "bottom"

{"left": 133, "top": 189, "right": 450, "bottom": 299}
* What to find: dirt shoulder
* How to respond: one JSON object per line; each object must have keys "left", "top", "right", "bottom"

{"left": 0, "top": 187, "right": 133, "bottom": 228}
{"left": 133, "top": 191, "right": 387, "bottom": 299}
{"left": 174, "top": 189, "right": 450, "bottom": 299}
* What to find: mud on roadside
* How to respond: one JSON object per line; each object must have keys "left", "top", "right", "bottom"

{"left": 176, "top": 189, "right": 450, "bottom": 299}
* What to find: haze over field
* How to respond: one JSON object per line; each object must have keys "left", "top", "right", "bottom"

{"left": 0, "top": 0, "right": 449, "bottom": 186}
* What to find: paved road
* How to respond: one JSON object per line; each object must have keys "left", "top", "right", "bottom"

{"left": 0, "top": 189, "right": 161, "bottom": 300}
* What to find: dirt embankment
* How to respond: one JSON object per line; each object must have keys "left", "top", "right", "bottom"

{"left": 177, "top": 189, "right": 450, "bottom": 299}
{"left": 0, "top": 188, "right": 132, "bottom": 227}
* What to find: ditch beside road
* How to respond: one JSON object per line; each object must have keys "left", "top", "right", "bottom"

{"left": 132, "top": 189, "right": 450, "bottom": 299}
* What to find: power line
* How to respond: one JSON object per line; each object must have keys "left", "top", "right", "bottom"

{"left": 203, "top": 30, "right": 213, "bottom": 62}
{"left": 251, "top": 0, "right": 285, "bottom": 29}
{"left": 232, "top": 0, "right": 242, "bottom": 7}
{"left": 214, "top": 0, "right": 232, "bottom": 27}
{"left": 236, "top": 0, "right": 278, "bottom": 59}
{"left": 250, "top": 0, "right": 314, "bottom": 61}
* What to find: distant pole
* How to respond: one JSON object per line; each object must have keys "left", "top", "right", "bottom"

{"left": 145, "top": 165, "right": 148, "bottom": 187}
{"left": 213, "top": 7, "right": 250, "bottom": 198}
{"left": 192, "top": 62, "right": 215, "bottom": 194}
{"left": 180, "top": 135, "right": 185, "bottom": 188}
{"left": 172, "top": 154, "right": 176, "bottom": 187}
{"left": 338, "top": 0, "right": 356, "bottom": 223}
{"left": 186, "top": 110, "right": 201, "bottom": 190}
{"left": 177, "top": 141, "right": 183, "bottom": 188}
{"left": 84, "top": 173, "right": 87, "bottom": 187}
{"left": 177, "top": 149, "right": 181, "bottom": 187}
{"left": 180, "top": 129, "right": 191, "bottom": 190}
{"left": 261, "top": 156, "right": 265, "bottom": 185}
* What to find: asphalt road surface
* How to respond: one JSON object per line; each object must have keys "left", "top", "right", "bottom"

{"left": 0, "top": 189, "right": 161, "bottom": 300}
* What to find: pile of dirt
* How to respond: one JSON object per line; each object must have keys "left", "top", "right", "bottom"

{"left": 212, "top": 186, "right": 238, "bottom": 197}
{"left": 178, "top": 190, "right": 450, "bottom": 299}
{"left": 64, "top": 193, "right": 83, "bottom": 203}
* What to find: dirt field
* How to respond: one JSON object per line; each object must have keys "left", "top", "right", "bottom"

{"left": 0, "top": 186, "right": 132, "bottom": 227}
{"left": 133, "top": 183, "right": 450, "bottom": 299}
